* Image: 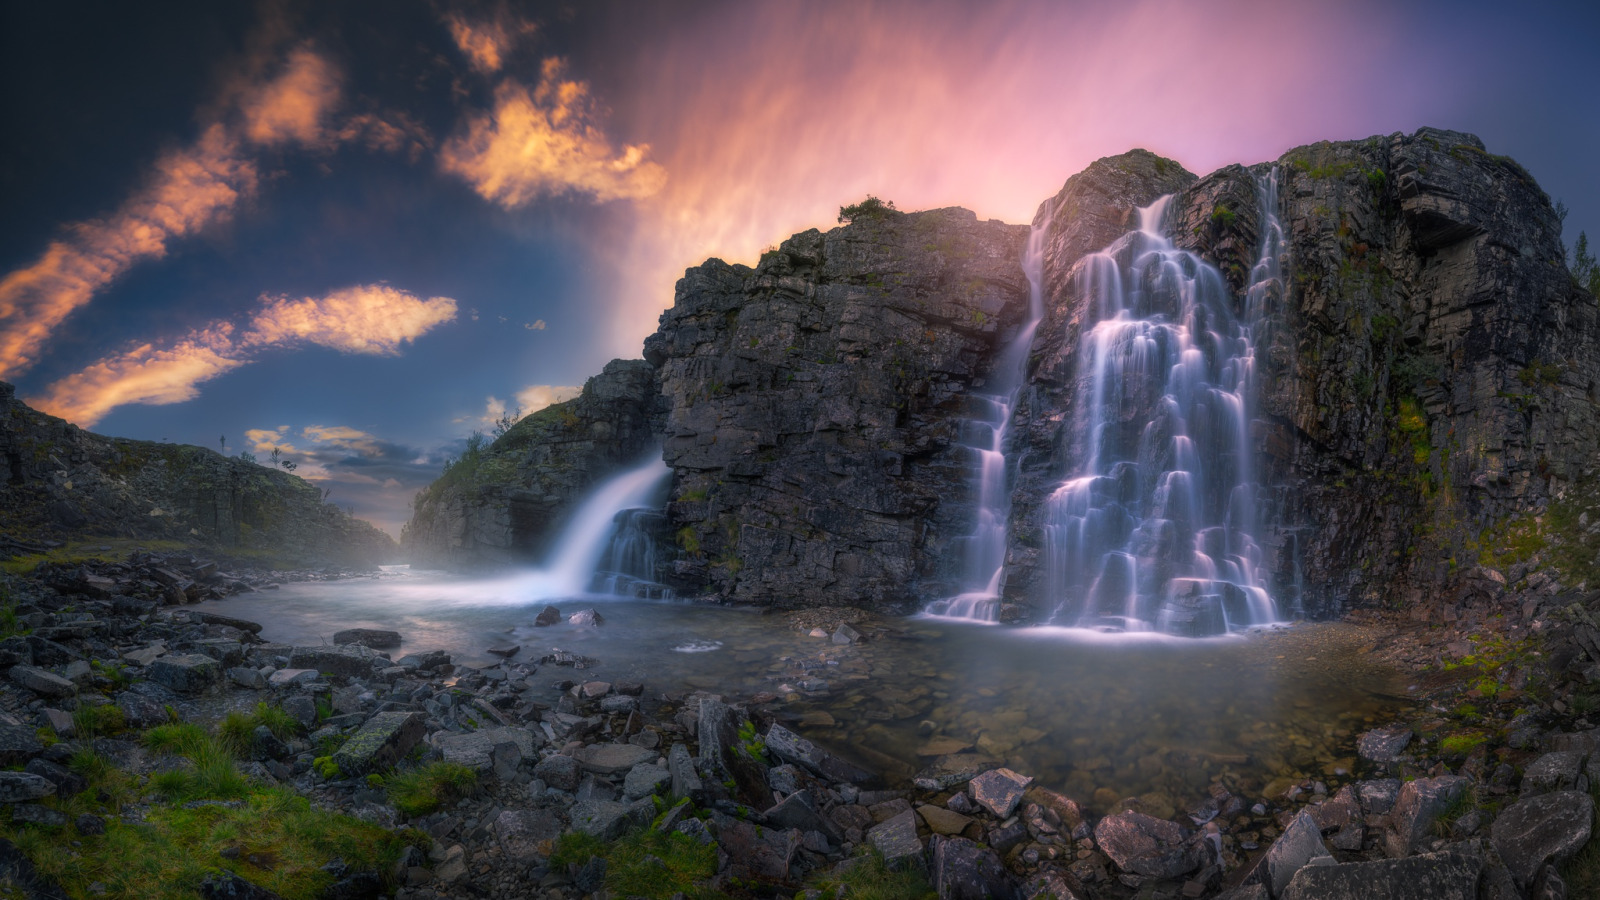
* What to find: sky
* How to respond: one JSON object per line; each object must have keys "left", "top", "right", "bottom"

{"left": 2, "top": 0, "right": 1597, "bottom": 538}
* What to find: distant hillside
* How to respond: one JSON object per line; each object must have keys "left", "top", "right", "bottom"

{"left": 0, "top": 382, "right": 396, "bottom": 568}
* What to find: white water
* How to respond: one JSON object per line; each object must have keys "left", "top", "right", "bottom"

{"left": 922, "top": 207, "right": 1054, "bottom": 622}
{"left": 1043, "top": 172, "right": 1286, "bottom": 635}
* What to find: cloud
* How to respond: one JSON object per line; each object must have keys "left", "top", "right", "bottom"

{"left": 466, "top": 384, "right": 581, "bottom": 428}
{"left": 444, "top": 9, "right": 537, "bottom": 74}
{"left": 523, "top": 319, "right": 546, "bottom": 330}
{"left": 301, "top": 424, "right": 384, "bottom": 456}
{"left": 30, "top": 285, "right": 457, "bottom": 426}
{"left": 440, "top": 58, "right": 667, "bottom": 206}
{"left": 244, "top": 285, "right": 458, "bottom": 355}
{"left": 0, "top": 47, "right": 348, "bottom": 378}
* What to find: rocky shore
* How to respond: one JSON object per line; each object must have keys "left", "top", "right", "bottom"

{"left": 0, "top": 556, "right": 1596, "bottom": 899}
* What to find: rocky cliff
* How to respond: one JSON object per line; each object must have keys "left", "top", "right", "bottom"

{"left": 401, "top": 360, "right": 664, "bottom": 569}
{"left": 404, "top": 127, "right": 1600, "bottom": 617}
{"left": 0, "top": 382, "right": 395, "bottom": 567}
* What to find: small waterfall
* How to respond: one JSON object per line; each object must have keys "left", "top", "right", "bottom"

{"left": 924, "top": 208, "right": 1053, "bottom": 622}
{"left": 1044, "top": 172, "right": 1286, "bottom": 635}
{"left": 538, "top": 456, "right": 670, "bottom": 596}
{"left": 592, "top": 507, "right": 675, "bottom": 599}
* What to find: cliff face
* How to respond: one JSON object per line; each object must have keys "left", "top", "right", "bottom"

{"left": 644, "top": 208, "right": 1030, "bottom": 606}
{"left": 401, "top": 360, "right": 664, "bottom": 569}
{"left": 402, "top": 127, "right": 1600, "bottom": 617}
{"left": 0, "top": 383, "right": 395, "bottom": 567}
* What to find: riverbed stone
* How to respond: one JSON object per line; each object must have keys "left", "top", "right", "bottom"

{"left": 917, "top": 803, "right": 974, "bottom": 836}
{"left": 533, "top": 606, "right": 561, "bottom": 627}
{"left": 228, "top": 666, "right": 266, "bottom": 690}
{"left": 1357, "top": 725, "right": 1413, "bottom": 767}
{"left": 288, "top": 646, "right": 379, "bottom": 679}
{"left": 0, "top": 772, "right": 56, "bottom": 803}
{"left": 932, "top": 835, "right": 1014, "bottom": 900}
{"left": 1266, "top": 810, "right": 1330, "bottom": 897}
{"left": 968, "top": 767, "right": 1032, "bottom": 818}
{"left": 915, "top": 754, "right": 1002, "bottom": 792}
{"left": 434, "top": 727, "right": 538, "bottom": 772}
{"left": 1521, "top": 751, "right": 1586, "bottom": 794}
{"left": 331, "top": 628, "right": 402, "bottom": 649}
{"left": 266, "top": 668, "right": 317, "bottom": 687}
{"left": 574, "top": 742, "right": 654, "bottom": 775}
{"left": 622, "top": 763, "right": 671, "bottom": 800}
{"left": 1279, "top": 850, "right": 1481, "bottom": 900}
{"left": 868, "top": 809, "right": 924, "bottom": 866}
{"left": 1094, "top": 810, "right": 1195, "bottom": 880}
{"left": 1385, "top": 775, "right": 1471, "bottom": 858}
{"left": 146, "top": 654, "right": 220, "bottom": 694}
{"left": 766, "top": 788, "right": 839, "bottom": 839}
{"left": 1490, "top": 790, "right": 1595, "bottom": 889}
{"left": 534, "top": 754, "right": 581, "bottom": 792}
{"left": 330, "top": 711, "right": 425, "bottom": 776}
{"left": 1311, "top": 785, "right": 1366, "bottom": 851}
{"left": 8, "top": 664, "right": 76, "bottom": 698}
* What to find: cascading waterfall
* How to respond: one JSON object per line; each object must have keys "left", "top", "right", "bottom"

{"left": 923, "top": 208, "right": 1053, "bottom": 622}
{"left": 592, "top": 507, "right": 675, "bottom": 598}
{"left": 532, "top": 455, "right": 670, "bottom": 597}
{"left": 1043, "top": 171, "right": 1286, "bottom": 635}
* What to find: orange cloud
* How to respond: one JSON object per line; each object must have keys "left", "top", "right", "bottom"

{"left": 244, "top": 285, "right": 458, "bottom": 354}
{"left": 301, "top": 424, "right": 383, "bottom": 456}
{"left": 31, "top": 285, "right": 457, "bottom": 426}
{"left": 444, "top": 10, "right": 537, "bottom": 74}
{"left": 0, "top": 47, "right": 343, "bottom": 378}
{"left": 440, "top": 58, "right": 667, "bottom": 206}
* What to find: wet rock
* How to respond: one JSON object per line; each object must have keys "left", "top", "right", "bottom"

{"left": 968, "top": 767, "right": 1032, "bottom": 818}
{"left": 1356, "top": 725, "right": 1413, "bottom": 767}
{"left": 917, "top": 803, "right": 974, "bottom": 836}
{"left": 932, "top": 835, "right": 1014, "bottom": 900}
{"left": 1279, "top": 850, "right": 1482, "bottom": 900}
{"left": 0, "top": 724, "right": 44, "bottom": 765}
{"left": 332, "top": 712, "right": 426, "bottom": 776}
{"left": 8, "top": 664, "right": 76, "bottom": 698}
{"left": 1385, "top": 775, "right": 1470, "bottom": 858}
{"left": 568, "top": 609, "right": 605, "bottom": 627}
{"left": 868, "top": 809, "right": 925, "bottom": 866}
{"left": 228, "top": 666, "right": 266, "bottom": 690}
{"left": 533, "top": 606, "right": 561, "bottom": 627}
{"left": 395, "top": 650, "right": 451, "bottom": 670}
{"left": 833, "top": 624, "right": 861, "bottom": 645}
{"left": 574, "top": 742, "right": 655, "bottom": 775}
{"left": 915, "top": 753, "right": 1002, "bottom": 792}
{"left": 570, "top": 799, "right": 631, "bottom": 840}
{"left": 0, "top": 772, "right": 56, "bottom": 803}
{"left": 266, "top": 668, "right": 317, "bottom": 687}
{"left": 623, "top": 763, "right": 671, "bottom": 800}
{"left": 493, "top": 808, "right": 562, "bottom": 864}
{"left": 764, "top": 722, "right": 877, "bottom": 785}
{"left": 332, "top": 629, "right": 402, "bottom": 649}
{"left": 146, "top": 654, "right": 222, "bottom": 694}
{"left": 1358, "top": 778, "right": 1401, "bottom": 816}
{"left": 1265, "top": 810, "right": 1330, "bottom": 897}
{"left": 541, "top": 648, "right": 598, "bottom": 668}
{"left": 1490, "top": 790, "right": 1595, "bottom": 889}
{"left": 1311, "top": 785, "right": 1365, "bottom": 852}
{"left": 1521, "top": 751, "right": 1587, "bottom": 795}
{"left": 534, "top": 754, "right": 580, "bottom": 792}
{"left": 1094, "top": 810, "right": 1195, "bottom": 880}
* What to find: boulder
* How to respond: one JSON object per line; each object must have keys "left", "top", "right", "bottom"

{"left": 266, "top": 668, "right": 318, "bottom": 687}
{"left": 0, "top": 724, "right": 44, "bottom": 766}
{"left": 288, "top": 646, "right": 380, "bottom": 679}
{"left": 331, "top": 629, "right": 403, "bottom": 649}
{"left": 433, "top": 727, "right": 539, "bottom": 772}
{"left": 720, "top": 820, "right": 803, "bottom": 883}
{"left": 573, "top": 742, "right": 655, "bottom": 775}
{"left": 765, "top": 789, "right": 839, "bottom": 839}
{"left": 1385, "top": 776, "right": 1471, "bottom": 858}
{"left": 1521, "top": 751, "right": 1587, "bottom": 794}
{"left": 330, "top": 712, "right": 426, "bottom": 776}
{"left": 533, "top": 606, "right": 562, "bottom": 627}
{"left": 7, "top": 664, "right": 76, "bottom": 699}
{"left": 1093, "top": 810, "right": 1195, "bottom": 880}
{"left": 24, "top": 758, "right": 86, "bottom": 796}
{"left": 570, "top": 800, "right": 631, "bottom": 840}
{"left": 490, "top": 742, "right": 522, "bottom": 781}
{"left": 765, "top": 723, "right": 876, "bottom": 784}
{"left": 0, "top": 772, "right": 56, "bottom": 803}
{"left": 968, "top": 767, "right": 1032, "bottom": 818}
{"left": 1279, "top": 851, "right": 1482, "bottom": 900}
{"left": 534, "top": 754, "right": 581, "bottom": 792}
{"left": 1265, "top": 810, "right": 1330, "bottom": 897}
{"left": 229, "top": 667, "right": 266, "bottom": 690}
{"left": 146, "top": 654, "right": 221, "bottom": 694}
{"left": 918, "top": 803, "right": 975, "bottom": 836}
{"left": 1490, "top": 790, "right": 1595, "bottom": 889}
{"left": 1357, "top": 725, "right": 1413, "bottom": 767}
{"left": 623, "top": 764, "right": 671, "bottom": 801}
{"left": 669, "top": 742, "right": 703, "bottom": 800}
{"left": 932, "top": 835, "right": 1014, "bottom": 900}
{"left": 395, "top": 650, "right": 451, "bottom": 670}
{"left": 493, "top": 808, "right": 563, "bottom": 864}
{"left": 867, "top": 809, "right": 924, "bottom": 866}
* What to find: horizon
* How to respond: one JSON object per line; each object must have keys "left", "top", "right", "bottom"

{"left": 4, "top": 0, "right": 1597, "bottom": 537}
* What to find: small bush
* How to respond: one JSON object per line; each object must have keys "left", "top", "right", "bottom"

{"left": 219, "top": 702, "right": 300, "bottom": 757}
{"left": 839, "top": 196, "right": 897, "bottom": 224}
{"left": 388, "top": 761, "right": 478, "bottom": 816}
{"left": 72, "top": 704, "right": 126, "bottom": 739}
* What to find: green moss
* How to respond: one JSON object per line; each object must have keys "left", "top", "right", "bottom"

{"left": 1210, "top": 204, "right": 1237, "bottom": 227}
{"left": 550, "top": 827, "right": 718, "bottom": 900}
{"left": 312, "top": 756, "right": 341, "bottom": 780}
{"left": 676, "top": 527, "right": 702, "bottom": 556}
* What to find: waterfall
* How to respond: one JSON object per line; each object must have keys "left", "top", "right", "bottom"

{"left": 592, "top": 507, "right": 675, "bottom": 599}
{"left": 531, "top": 455, "right": 670, "bottom": 597}
{"left": 1043, "top": 171, "right": 1286, "bottom": 635}
{"left": 923, "top": 208, "right": 1053, "bottom": 622}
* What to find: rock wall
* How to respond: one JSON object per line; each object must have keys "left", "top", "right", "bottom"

{"left": 644, "top": 208, "right": 1030, "bottom": 608}
{"left": 0, "top": 382, "right": 395, "bottom": 567}
{"left": 401, "top": 360, "right": 664, "bottom": 569}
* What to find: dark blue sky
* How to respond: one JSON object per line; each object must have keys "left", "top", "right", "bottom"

{"left": 3, "top": 0, "right": 1596, "bottom": 534}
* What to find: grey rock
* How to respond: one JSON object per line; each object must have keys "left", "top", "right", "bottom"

{"left": 1093, "top": 810, "right": 1195, "bottom": 880}
{"left": 570, "top": 799, "right": 630, "bottom": 840}
{"left": 331, "top": 711, "right": 426, "bottom": 776}
{"left": 932, "top": 835, "right": 1014, "bottom": 900}
{"left": 574, "top": 742, "right": 655, "bottom": 775}
{"left": 1385, "top": 775, "right": 1471, "bottom": 858}
{"left": 8, "top": 664, "right": 76, "bottom": 698}
{"left": 11, "top": 804, "right": 67, "bottom": 828}
{"left": 1358, "top": 778, "right": 1402, "bottom": 815}
{"left": 228, "top": 666, "right": 266, "bottom": 690}
{"left": 490, "top": 741, "right": 522, "bottom": 781}
{"left": 533, "top": 606, "right": 562, "bottom": 627}
{"left": 288, "top": 646, "right": 379, "bottom": 679}
{"left": 534, "top": 754, "right": 580, "bottom": 792}
{"left": 765, "top": 789, "right": 840, "bottom": 840}
{"left": 1357, "top": 725, "right": 1414, "bottom": 767}
{"left": 0, "top": 724, "right": 44, "bottom": 765}
{"left": 1490, "top": 790, "right": 1595, "bottom": 889}
{"left": 1522, "top": 751, "right": 1586, "bottom": 795}
{"left": 282, "top": 696, "right": 318, "bottom": 728}
{"left": 623, "top": 763, "right": 671, "bottom": 800}
{"left": 493, "top": 808, "right": 562, "bottom": 864}
{"left": 568, "top": 609, "right": 605, "bottom": 626}
{"left": 867, "top": 809, "right": 923, "bottom": 865}
{"left": 250, "top": 725, "right": 291, "bottom": 761}
{"left": 199, "top": 871, "right": 286, "bottom": 900}
{"left": 24, "top": 758, "right": 85, "bottom": 796}
{"left": 395, "top": 650, "right": 450, "bottom": 671}
{"left": 146, "top": 654, "right": 221, "bottom": 694}
{"left": 0, "top": 771, "right": 57, "bottom": 802}
{"left": 1266, "top": 810, "right": 1330, "bottom": 898}
{"left": 433, "top": 726, "right": 538, "bottom": 772}
{"left": 916, "top": 754, "right": 1003, "bottom": 792}
{"left": 1279, "top": 851, "right": 1482, "bottom": 900}
{"left": 115, "top": 690, "right": 169, "bottom": 729}
{"left": 669, "top": 742, "right": 703, "bottom": 800}
{"left": 266, "top": 668, "right": 317, "bottom": 687}
{"left": 331, "top": 629, "right": 402, "bottom": 649}
{"left": 967, "top": 767, "right": 1032, "bottom": 819}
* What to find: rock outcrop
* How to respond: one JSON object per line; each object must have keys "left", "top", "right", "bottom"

{"left": 402, "top": 360, "right": 663, "bottom": 569}
{"left": 0, "top": 382, "right": 394, "bottom": 567}
{"left": 645, "top": 207, "right": 1030, "bottom": 606}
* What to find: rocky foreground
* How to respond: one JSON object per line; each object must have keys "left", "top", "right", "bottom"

{"left": 0, "top": 556, "right": 1597, "bottom": 899}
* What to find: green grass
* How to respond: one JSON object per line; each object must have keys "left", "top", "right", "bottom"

{"left": 811, "top": 848, "right": 936, "bottom": 900}
{"left": 217, "top": 703, "right": 300, "bottom": 757}
{"left": 1562, "top": 782, "right": 1600, "bottom": 896}
{"left": 144, "top": 724, "right": 249, "bottom": 801}
{"left": 386, "top": 761, "right": 478, "bottom": 816}
{"left": 550, "top": 827, "right": 719, "bottom": 900}
{"left": 1438, "top": 732, "right": 1487, "bottom": 758}
{"left": 73, "top": 703, "right": 128, "bottom": 740}
{"left": 0, "top": 539, "right": 189, "bottom": 575}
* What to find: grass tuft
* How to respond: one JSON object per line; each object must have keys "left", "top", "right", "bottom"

{"left": 387, "top": 761, "right": 478, "bottom": 816}
{"left": 811, "top": 848, "right": 936, "bottom": 900}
